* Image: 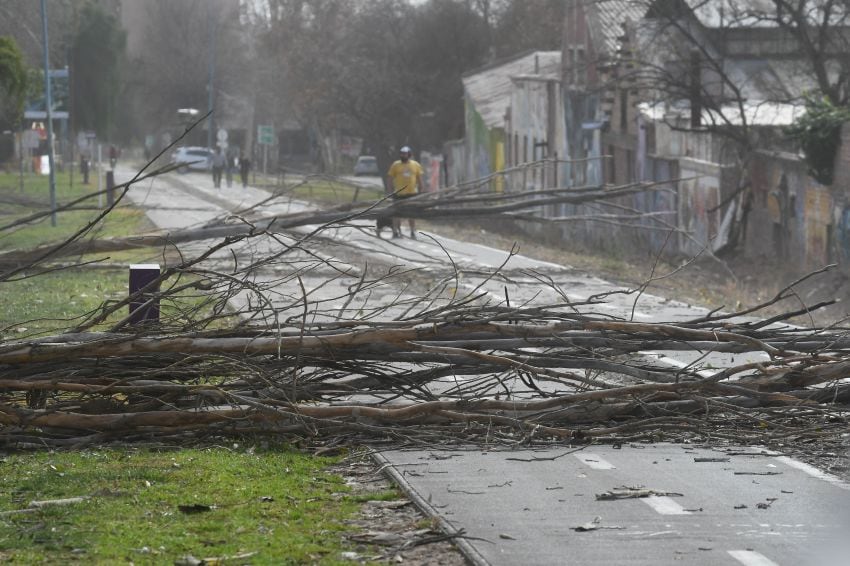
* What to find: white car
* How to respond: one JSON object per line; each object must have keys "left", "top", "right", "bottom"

{"left": 171, "top": 146, "right": 213, "bottom": 173}
{"left": 353, "top": 155, "right": 380, "bottom": 176}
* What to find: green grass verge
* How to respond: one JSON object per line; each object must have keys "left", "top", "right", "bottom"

{"left": 0, "top": 446, "right": 378, "bottom": 565}
{"left": 253, "top": 177, "right": 384, "bottom": 206}
{"left": 0, "top": 266, "right": 236, "bottom": 339}
{"left": 0, "top": 171, "right": 153, "bottom": 250}
{"left": 0, "top": 171, "right": 227, "bottom": 339}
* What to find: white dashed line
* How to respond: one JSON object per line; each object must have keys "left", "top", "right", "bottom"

{"left": 640, "top": 495, "right": 691, "bottom": 515}
{"left": 574, "top": 453, "right": 616, "bottom": 470}
{"left": 728, "top": 549, "right": 780, "bottom": 566}
{"left": 774, "top": 456, "right": 850, "bottom": 490}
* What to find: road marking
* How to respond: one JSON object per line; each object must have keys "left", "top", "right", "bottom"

{"left": 573, "top": 453, "right": 616, "bottom": 469}
{"left": 641, "top": 495, "right": 691, "bottom": 515}
{"left": 728, "top": 550, "right": 780, "bottom": 566}
{"left": 774, "top": 456, "right": 850, "bottom": 490}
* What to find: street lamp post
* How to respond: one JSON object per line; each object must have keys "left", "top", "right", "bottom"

{"left": 207, "top": 3, "right": 216, "bottom": 150}
{"left": 40, "top": 0, "right": 57, "bottom": 226}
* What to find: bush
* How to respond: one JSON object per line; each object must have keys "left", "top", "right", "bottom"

{"left": 785, "top": 95, "right": 850, "bottom": 186}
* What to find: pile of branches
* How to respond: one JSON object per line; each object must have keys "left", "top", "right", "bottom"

{"left": 0, "top": 158, "right": 848, "bottom": 449}
{"left": 1, "top": 281, "right": 848, "bottom": 448}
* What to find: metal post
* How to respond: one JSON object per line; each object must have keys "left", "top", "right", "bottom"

{"left": 206, "top": 3, "right": 216, "bottom": 151}
{"left": 553, "top": 151, "right": 558, "bottom": 188}
{"left": 263, "top": 144, "right": 268, "bottom": 176}
{"left": 129, "top": 264, "right": 161, "bottom": 325}
{"left": 106, "top": 170, "right": 114, "bottom": 207}
{"left": 96, "top": 143, "right": 102, "bottom": 208}
{"left": 18, "top": 126, "right": 24, "bottom": 192}
{"left": 40, "top": 0, "right": 57, "bottom": 227}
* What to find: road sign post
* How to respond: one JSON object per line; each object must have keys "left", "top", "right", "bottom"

{"left": 257, "top": 125, "right": 275, "bottom": 176}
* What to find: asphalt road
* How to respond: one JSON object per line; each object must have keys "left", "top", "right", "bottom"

{"left": 378, "top": 445, "right": 850, "bottom": 566}
{"left": 120, "top": 167, "right": 849, "bottom": 566}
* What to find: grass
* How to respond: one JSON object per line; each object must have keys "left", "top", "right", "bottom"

{"left": 0, "top": 170, "right": 151, "bottom": 250}
{"left": 0, "top": 446, "right": 382, "bottom": 565}
{"left": 253, "top": 176, "right": 384, "bottom": 206}
{"left": 0, "top": 171, "right": 228, "bottom": 339}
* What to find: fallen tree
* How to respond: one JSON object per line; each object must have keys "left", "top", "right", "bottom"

{"left": 0, "top": 158, "right": 847, "bottom": 450}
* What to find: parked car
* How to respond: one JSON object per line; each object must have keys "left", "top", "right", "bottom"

{"left": 171, "top": 146, "right": 213, "bottom": 173}
{"left": 353, "top": 155, "right": 379, "bottom": 176}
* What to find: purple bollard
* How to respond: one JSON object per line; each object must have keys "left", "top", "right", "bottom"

{"left": 129, "top": 264, "right": 161, "bottom": 325}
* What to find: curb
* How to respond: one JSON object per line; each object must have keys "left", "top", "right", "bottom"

{"left": 371, "top": 451, "right": 491, "bottom": 566}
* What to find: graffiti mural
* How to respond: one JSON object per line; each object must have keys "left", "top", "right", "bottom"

{"left": 803, "top": 186, "right": 833, "bottom": 266}
{"left": 838, "top": 207, "right": 850, "bottom": 261}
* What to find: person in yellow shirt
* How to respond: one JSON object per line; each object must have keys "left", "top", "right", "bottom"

{"left": 386, "top": 146, "right": 425, "bottom": 239}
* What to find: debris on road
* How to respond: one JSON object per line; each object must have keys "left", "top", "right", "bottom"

{"left": 596, "top": 486, "right": 684, "bottom": 500}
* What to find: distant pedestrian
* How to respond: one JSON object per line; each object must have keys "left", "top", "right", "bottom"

{"left": 211, "top": 147, "right": 226, "bottom": 188}
{"left": 239, "top": 152, "right": 250, "bottom": 188}
{"left": 80, "top": 154, "right": 90, "bottom": 184}
{"left": 225, "top": 150, "right": 235, "bottom": 188}
{"left": 386, "top": 146, "right": 425, "bottom": 239}
{"left": 108, "top": 145, "right": 119, "bottom": 169}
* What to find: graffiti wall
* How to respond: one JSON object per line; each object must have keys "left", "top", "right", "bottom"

{"left": 677, "top": 158, "right": 722, "bottom": 256}
{"left": 746, "top": 151, "right": 835, "bottom": 269}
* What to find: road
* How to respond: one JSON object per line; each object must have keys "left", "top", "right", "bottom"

{"left": 119, "top": 167, "right": 849, "bottom": 566}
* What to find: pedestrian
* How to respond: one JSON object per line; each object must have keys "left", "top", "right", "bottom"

{"left": 386, "top": 146, "right": 425, "bottom": 239}
{"left": 109, "top": 145, "right": 119, "bottom": 169}
{"left": 211, "top": 147, "right": 226, "bottom": 188}
{"left": 80, "top": 154, "right": 90, "bottom": 185}
{"left": 225, "top": 149, "right": 235, "bottom": 188}
{"left": 239, "top": 152, "right": 251, "bottom": 188}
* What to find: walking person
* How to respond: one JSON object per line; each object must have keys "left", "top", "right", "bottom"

{"left": 108, "top": 145, "right": 119, "bottom": 169}
{"left": 239, "top": 152, "right": 251, "bottom": 188}
{"left": 225, "top": 149, "right": 235, "bottom": 188}
{"left": 211, "top": 147, "right": 226, "bottom": 188}
{"left": 386, "top": 146, "right": 425, "bottom": 239}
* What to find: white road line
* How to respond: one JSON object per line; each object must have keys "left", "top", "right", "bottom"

{"left": 775, "top": 456, "right": 850, "bottom": 491}
{"left": 640, "top": 495, "right": 691, "bottom": 515}
{"left": 573, "top": 453, "right": 616, "bottom": 469}
{"left": 728, "top": 549, "right": 780, "bottom": 566}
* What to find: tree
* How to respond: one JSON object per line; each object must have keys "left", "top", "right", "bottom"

{"left": 252, "top": 0, "right": 491, "bottom": 172}
{"left": 127, "top": 0, "right": 251, "bottom": 145}
{"left": 492, "top": 0, "right": 565, "bottom": 57}
{"left": 0, "top": 35, "right": 28, "bottom": 130}
{"left": 70, "top": 2, "right": 126, "bottom": 139}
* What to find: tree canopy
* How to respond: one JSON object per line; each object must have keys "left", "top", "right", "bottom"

{"left": 71, "top": 2, "right": 126, "bottom": 139}
{"left": 0, "top": 35, "right": 28, "bottom": 129}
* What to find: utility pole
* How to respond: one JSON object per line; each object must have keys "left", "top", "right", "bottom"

{"left": 207, "top": 2, "right": 216, "bottom": 150}
{"left": 40, "top": 0, "right": 57, "bottom": 227}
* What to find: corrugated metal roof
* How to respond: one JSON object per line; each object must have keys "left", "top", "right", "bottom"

{"left": 462, "top": 51, "right": 561, "bottom": 129}
{"left": 638, "top": 99, "right": 805, "bottom": 126}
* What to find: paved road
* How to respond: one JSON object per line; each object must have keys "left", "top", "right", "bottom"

{"left": 378, "top": 445, "right": 850, "bottom": 566}
{"left": 120, "top": 168, "right": 849, "bottom": 566}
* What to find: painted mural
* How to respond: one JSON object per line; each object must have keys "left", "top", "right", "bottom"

{"left": 803, "top": 186, "right": 833, "bottom": 267}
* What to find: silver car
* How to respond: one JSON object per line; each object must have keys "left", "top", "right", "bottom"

{"left": 171, "top": 146, "right": 213, "bottom": 173}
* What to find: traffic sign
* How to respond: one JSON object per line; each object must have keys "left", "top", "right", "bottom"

{"left": 257, "top": 125, "right": 275, "bottom": 145}
{"left": 217, "top": 128, "right": 228, "bottom": 142}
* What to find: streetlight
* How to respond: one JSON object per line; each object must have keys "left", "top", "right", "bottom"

{"left": 206, "top": 3, "right": 216, "bottom": 151}
{"left": 40, "top": 0, "right": 57, "bottom": 226}
{"left": 177, "top": 108, "right": 200, "bottom": 132}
